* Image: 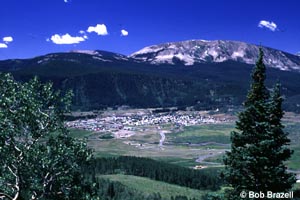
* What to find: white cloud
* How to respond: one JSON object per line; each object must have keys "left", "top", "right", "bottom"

{"left": 87, "top": 24, "right": 108, "bottom": 35}
{"left": 64, "top": 0, "right": 68, "bottom": 3}
{"left": 121, "top": 29, "right": 128, "bottom": 36}
{"left": 79, "top": 30, "right": 88, "bottom": 39}
{"left": 48, "top": 24, "right": 109, "bottom": 45}
{"left": 258, "top": 20, "right": 277, "bottom": 31}
{"left": 50, "top": 33, "right": 85, "bottom": 44}
{"left": 3, "top": 36, "right": 13, "bottom": 43}
{"left": 0, "top": 43, "right": 8, "bottom": 48}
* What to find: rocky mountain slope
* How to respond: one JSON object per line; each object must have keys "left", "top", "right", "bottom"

{"left": 130, "top": 40, "right": 300, "bottom": 72}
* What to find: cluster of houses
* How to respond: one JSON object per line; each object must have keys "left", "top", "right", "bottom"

{"left": 65, "top": 111, "right": 230, "bottom": 134}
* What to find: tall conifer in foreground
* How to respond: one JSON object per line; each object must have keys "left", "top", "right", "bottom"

{"left": 223, "top": 49, "right": 296, "bottom": 199}
{"left": 265, "top": 83, "right": 295, "bottom": 191}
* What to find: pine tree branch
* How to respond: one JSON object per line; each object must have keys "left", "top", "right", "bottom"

{"left": 0, "top": 192, "right": 14, "bottom": 200}
{"left": 7, "top": 166, "right": 19, "bottom": 200}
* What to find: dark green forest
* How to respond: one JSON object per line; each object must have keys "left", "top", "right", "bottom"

{"left": 1, "top": 52, "right": 300, "bottom": 112}
{"left": 84, "top": 156, "right": 222, "bottom": 191}
{"left": 82, "top": 156, "right": 222, "bottom": 200}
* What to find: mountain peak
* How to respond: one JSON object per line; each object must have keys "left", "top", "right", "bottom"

{"left": 130, "top": 40, "right": 300, "bottom": 71}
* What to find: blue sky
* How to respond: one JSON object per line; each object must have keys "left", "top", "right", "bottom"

{"left": 0, "top": 0, "right": 299, "bottom": 60}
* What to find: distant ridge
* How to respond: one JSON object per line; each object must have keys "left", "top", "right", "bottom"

{"left": 1, "top": 39, "right": 300, "bottom": 112}
{"left": 130, "top": 40, "right": 300, "bottom": 72}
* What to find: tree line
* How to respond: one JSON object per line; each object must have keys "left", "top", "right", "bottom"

{"left": 92, "top": 178, "right": 199, "bottom": 200}
{"left": 83, "top": 156, "right": 222, "bottom": 191}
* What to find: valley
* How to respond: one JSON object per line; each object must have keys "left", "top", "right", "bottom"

{"left": 65, "top": 108, "right": 300, "bottom": 199}
{"left": 1, "top": 39, "right": 300, "bottom": 199}
{"left": 3, "top": 1, "right": 300, "bottom": 199}
{"left": 67, "top": 109, "right": 300, "bottom": 177}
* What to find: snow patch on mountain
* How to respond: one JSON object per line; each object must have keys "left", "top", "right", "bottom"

{"left": 155, "top": 54, "right": 174, "bottom": 64}
{"left": 132, "top": 46, "right": 164, "bottom": 55}
{"left": 92, "top": 56, "right": 112, "bottom": 62}
{"left": 71, "top": 50, "right": 101, "bottom": 56}
{"left": 130, "top": 40, "right": 300, "bottom": 72}
{"left": 231, "top": 50, "right": 245, "bottom": 59}
{"left": 175, "top": 53, "right": 194, "bottom": 65}
{"left": 37, "top": 57, "right": 50, "bottom": 64}
{"left": 114, "top": 56, "right": 129, "bottom": 61}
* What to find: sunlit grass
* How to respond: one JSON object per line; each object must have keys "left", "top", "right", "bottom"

{"left": 68, "top": 128, "right": 95, "bottom": 138}
{"left": 170, "top": 123, "right": 235, "bottom": 144}
{"left": 99, "top": 174, "right": 208, "bottom": 199}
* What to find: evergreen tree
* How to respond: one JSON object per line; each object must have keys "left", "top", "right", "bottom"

{"left": 265, "top": 83, "right": 296, "bottom": 191}
{"left": 223, "top": 49, "right": 296, "bottom": 199}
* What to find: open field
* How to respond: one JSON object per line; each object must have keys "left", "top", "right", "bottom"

{"left": 69, "top": 128, "right": 96, "bottom": 138}
{"left": 99, "top": 174, "right": 208, "bottom": 199}
{"left": 168, "top": 123, "right": 234, "bottom": 144}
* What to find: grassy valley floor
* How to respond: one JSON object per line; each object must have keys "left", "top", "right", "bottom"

{"left": 99, "top": 174, "right": 208, "bottom": 199}
{"left": 68, "top": 110, "right": 300, "bottom": 198}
